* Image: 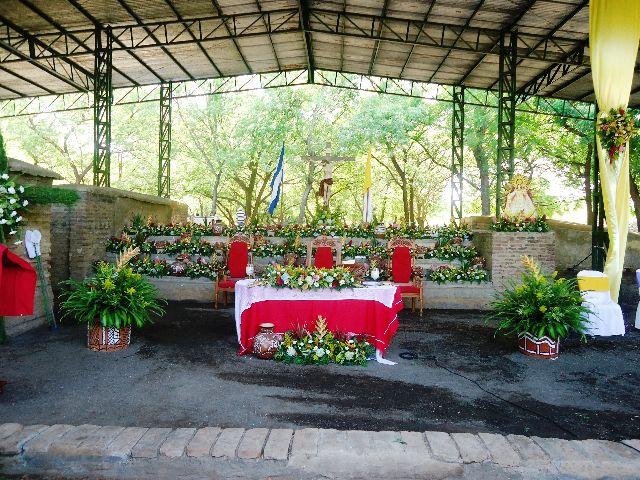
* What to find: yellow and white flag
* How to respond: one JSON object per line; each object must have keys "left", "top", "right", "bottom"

{"left": 362, "top": 149, "right": 373, "bottom": 223}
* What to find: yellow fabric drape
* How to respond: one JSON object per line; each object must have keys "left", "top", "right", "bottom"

{"left": 590, "top": 0, "right": 640, "bottom": 301}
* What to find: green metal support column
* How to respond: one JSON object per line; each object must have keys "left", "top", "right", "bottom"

{"left": 591, "top": 103, "right": 606, "bottom": 271}
{"left": 93, "top": 26, "right": 113, "bottom": 187}
{"left": 495, "top": 30, "right": 517, "bottom": 216}
{"left": 451, "top": 86, "right": 464, "bottom": 224}
{"left": 158, "top": 81, "right": 172, "bottom": 198}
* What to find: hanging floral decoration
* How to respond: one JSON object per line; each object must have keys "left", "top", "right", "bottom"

{"left": 596, "top": 108, "right": 639, "bottom": 164}
{"left": 0, "top": 173, "right": 28, "bottom": 242}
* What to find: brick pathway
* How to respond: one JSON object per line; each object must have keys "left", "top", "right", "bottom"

{"left": 1, "top": 423, "right": 640, "bottom": 479}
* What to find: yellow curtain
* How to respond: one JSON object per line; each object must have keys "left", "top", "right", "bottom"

{"left": 590, "top": 0, "right": 640, "bottom": 300}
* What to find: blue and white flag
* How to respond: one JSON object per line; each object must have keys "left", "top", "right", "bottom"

{"left": 268, "top": 143, "right": 285, "bottom": 216}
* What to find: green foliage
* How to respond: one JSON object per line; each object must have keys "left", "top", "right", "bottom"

{"left": 0, "top": 130, "right": 8, "bottom": 174}
{"left": 488, "top": 257, "right": 589, "bottom": 341}
{"left": 23, "top": 185, "right": 79, "bottom": 206}
{"left": 60, "top": 257, "right": 165, "bottom": 328}
{"left": 427, "top": 265, "right": 488, "bottom": 284}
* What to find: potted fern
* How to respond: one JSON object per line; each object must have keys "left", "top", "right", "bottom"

{"left": 60, "top": 247, "right": 165, "bottom": 352}
{"left": 488, "top": 256, "right": 590, "bottom": 359}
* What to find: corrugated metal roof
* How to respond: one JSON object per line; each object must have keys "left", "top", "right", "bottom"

{"left": 0, "top": 0, "right": 637, "bottom": 105}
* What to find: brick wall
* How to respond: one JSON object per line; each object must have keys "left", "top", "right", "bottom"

{"left": 51, "top": 185, "right": 188, "bottom": 294}
{"left": 4, "top": 161, "right": 60, "bottom": 336}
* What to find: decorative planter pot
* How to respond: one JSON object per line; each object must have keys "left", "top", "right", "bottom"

{"left": 253, "top": 323, "right": 282, "bottom": 359}
{"left": 87, "top": 324, "right": 131, "bottom": 352}
{"left": 518, "top": 332, "right": 559, "bottom": 359}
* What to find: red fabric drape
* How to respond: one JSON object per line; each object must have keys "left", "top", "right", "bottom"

{"left": 0, "top": 244, "right": 37, "bottom": 316}
{"left": 313, "top": 246, "right": 334, "bottom": 269}
{"left": 391, "top": 247, "right": 412, "bottom": 283}
{"left": 227, "top": 241, "right": 249, "bottom": 278}
{"left": 238, "top": 289, "right": 403, "bottom": 355}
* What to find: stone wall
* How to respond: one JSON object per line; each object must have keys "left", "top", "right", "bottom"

{"left": 4, "top": 160, "right": 61, "bottom": 336}
{"left": 51, "top": 185, "right": 188, "bottom": 294}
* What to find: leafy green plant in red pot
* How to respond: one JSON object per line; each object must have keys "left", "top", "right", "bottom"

{"left": 60, "top": 247, "right": 165, "bottom": 352}
{"left": 488, "top": 256, "right": 590, "bottom": 359}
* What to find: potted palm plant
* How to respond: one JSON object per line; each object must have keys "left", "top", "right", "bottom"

{"left": 489, "top": 256, "right": 590, "bottom": 359}
{"left": 60, "top": 247, "right": 165, "bottom": 352}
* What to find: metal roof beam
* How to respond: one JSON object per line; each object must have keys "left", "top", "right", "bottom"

{"left": 117, "top": 0, "right": 195, "bottom": 80}
{"left": 487, "top": 0, "right": 589, "bottom": 90}
{"left": 18, "top": 0, "right": 138, "bottom": 86}
{"left": 66, "top": 0, "right": 164, "bottom": 82}
{"left": 458, "top": 0, "right": 538, "bottom": 85}
{"left": 367, "top": 0, "right": 390, "bottom": 76}
{"left": 254, "top": 0, "right": 281, "bottom": 71}
{"left": 517, "top": 41, "right": 587, "bottom": 100}
{"left": 210, "top": 0, "right": 252, "bottom": 74}
{"left": 306, "top": 9, "right": 588, "bottom": 66}
{"left": 0, "top": 15, "right": 92, "bottom": 91}
{"left": 428, "top": 0, "right": 486, "bottom": 83}
{"left": 399, "top": 1, "right": 437, "bottom": 78}
{"left": 163, "top": 0, "right": 223, "bottom": 77}
{"left": 299, "top": 0, "right": 314, "bottom": 82}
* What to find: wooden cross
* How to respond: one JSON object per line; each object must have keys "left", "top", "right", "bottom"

{"left": 304, "top": 141, "right": 355, "bottom": 207}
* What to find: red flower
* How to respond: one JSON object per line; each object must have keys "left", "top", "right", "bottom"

{"left": 277, "top": 277, "right": 284, "bottom": 285}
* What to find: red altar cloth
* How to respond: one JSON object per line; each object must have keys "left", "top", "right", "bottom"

{"left": 235, "top": 280, "right": 403, "bottom": 355}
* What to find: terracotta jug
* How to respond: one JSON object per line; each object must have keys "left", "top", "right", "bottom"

{"left": 253, "top": 323, "right": 281, "bottom": 359}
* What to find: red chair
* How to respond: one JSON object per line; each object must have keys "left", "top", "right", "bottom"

{"left": 306, "top": 236, "right": 342, "bottom": 268}
{"left": 215, "top": 233, "right": 252, "bottom": 308}
{"left": 387, "top": 238, "right": 423, "bottom": 316}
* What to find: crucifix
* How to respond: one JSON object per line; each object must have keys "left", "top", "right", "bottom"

{"left": 304, "top": 141, "right": 355, "bottom": 207}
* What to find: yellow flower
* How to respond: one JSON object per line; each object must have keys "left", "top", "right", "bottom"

{"left": 103, "top": 279, "right": 115, "bottom": 291}
{"left": 539, "top": 305, "right": 547, "bottom": 313}
{"left": 127, "top": 287, "right": 136, "bottom": 295}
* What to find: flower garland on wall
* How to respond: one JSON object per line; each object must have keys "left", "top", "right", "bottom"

{"left": 274, "top": 316, "right": 374, "bottom": 366}
{"left": 490, "top": 215, "right": 549, "bottom": 233}
{"left": 596, "top": 108, "right": 639, "bottom": 163}
{"left": 259, "top": 264, "right": 360, "bottom": 290}
{"left": 427, "top": 265, "right": 488, "bottom": 284}
{"left": 0, "top": 173, "right": 27, "bottom": 244}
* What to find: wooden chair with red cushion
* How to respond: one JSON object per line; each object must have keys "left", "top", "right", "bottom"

{"left": 306, "top": 235, "right": 342, "bottom": 269}
{"left": 215, "top": 233, "right": 253, "bottom": 308}
{"left": 387, "top": 238, "right": 424, "bottom": 316}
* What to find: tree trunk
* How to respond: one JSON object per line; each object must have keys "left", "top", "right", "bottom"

{"left": 472, "top": 145, "right": 491, "bottom": 215}
{"left": 298, "top": 162, "right": 316, "bottom": 223}
{"left": 630, "top": 172, "right": 640, "bottom": 231}
{"left": 210, "top": 171, "right": 222, "bottom": 216}
{"left": 584, "top": 142, "right": 593, "bottom": 225}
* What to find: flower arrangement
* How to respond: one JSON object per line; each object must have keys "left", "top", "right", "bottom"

{"left": 432, "top": 223, "right": 472, "bottom": 243}
{"left": 260, "top": 264, "right": 360, "bottom": 290}
{"left": 60, "top": 247, "right": 165, "bottom": 328}
{"left": 427, "top": 265, "right": 488, "bottom": 284}
{"left": 596, "top": 108, "right": 639, "bottom": 163}
{"left": 490, "top": 215, "right": 549, "bottom": 233}
{"left": 274, "top": 316, "right": 375, "bottom": 366}
{"left": 426, "top": 244, "right": 477, "bottom": 262}
{"left": 251, "top": 241, "right": 286, "bottom": 258}
{"left": 342, "top": 240, "right": 386, "bottom": 259}
{"left": 0, "top": 172, "right": 28, "bottom": 242}
{"left": 488, "top": 256, "right": 589, "bottom": 341}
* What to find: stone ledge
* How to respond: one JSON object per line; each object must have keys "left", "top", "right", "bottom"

{"left": 55, "top": 184, "right": 184, "bottom": 208}
{"left": 2, "top": 423, "right": 640, "bottom": 479}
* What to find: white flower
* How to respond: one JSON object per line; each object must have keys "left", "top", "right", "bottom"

{"left": 22, "top": 200, "right": 28, "bottom": 206}
{"left": 13, "top": 240, "right": 22, "bottom": 245}
{"left": 281, "top": 272, "right": 290, "bottom": 283}
{"left": 18, "top": 185, "right": 24, "bottom": 193}
{"left": 1, "top": 173, "right": 8, "bottom": 180}
{"left": 7, "top": 186, "right": 15, "bottom": 194}
{"left": 10, "top": 210, "right": 16, "bottom": 216}
{"left": 326, "top": 275, "right": 334, "bottom": 283}
{"left": 315, "top": 348, "right": 325, "bottom": 358}
{"left": 15, "top": 216, "right": 22, "bottom": 222}
{"left": 286, "top": 346, "right": 297, "bottom": 357}
{"left": 9, "top": 230, "right": 16, "bottom": 235}
{"left": 345, "top": 351, "right": 354, "bottom": 360}
{"left": 305, "top": 275, "right": 313, "bottom": 284}
{"left": 0, "top": 219, "right": 6, "bottom": 224}
{"left": 9, "top": 198, "right": 16, "bottom": 204}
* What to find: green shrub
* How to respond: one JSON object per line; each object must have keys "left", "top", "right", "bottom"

{"left": 488, "top": 256, "right": 589, "bottom": 340}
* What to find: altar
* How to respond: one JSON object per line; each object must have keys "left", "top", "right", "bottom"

{"left": 234, "top": 279, "right": 403, "bottom": 362}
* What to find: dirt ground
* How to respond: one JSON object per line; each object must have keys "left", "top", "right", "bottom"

{"left": 2, "top": 273, "right": 640, "bottom": 441}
